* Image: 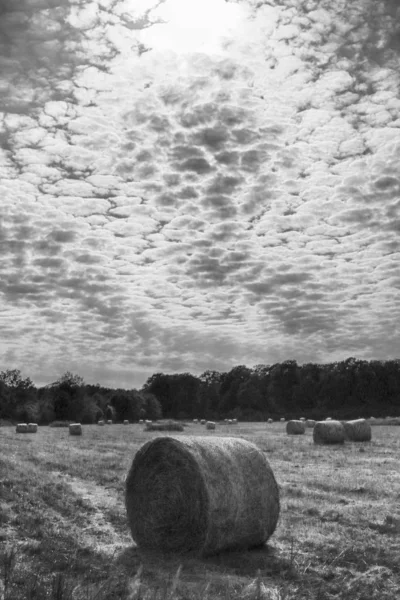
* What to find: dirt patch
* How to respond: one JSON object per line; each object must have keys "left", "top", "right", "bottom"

{"left": 56, "top": 473, "right": 133, "bottom": 557}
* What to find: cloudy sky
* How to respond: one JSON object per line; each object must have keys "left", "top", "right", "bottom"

{"left": 1, "top": 0, "right": 400, "bottom": 389}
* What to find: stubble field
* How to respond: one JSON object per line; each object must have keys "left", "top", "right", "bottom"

{"left": 1, "top": 421, "right": 400, "bottom": 599}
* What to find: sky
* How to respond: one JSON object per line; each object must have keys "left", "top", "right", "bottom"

{"left": 1, "top": 0, "right": 400, "bottom": 389}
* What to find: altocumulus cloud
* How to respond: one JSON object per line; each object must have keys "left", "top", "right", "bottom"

{"left": 0, "top": 0, "right": 400, "bottom": 388}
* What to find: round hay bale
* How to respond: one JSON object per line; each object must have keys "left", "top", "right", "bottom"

{"left": 280, "top": 418, "right": 285, "bottom": 422}
{"left": 286, "top": 420, "right": 305, "bottom": 435}
{"left": 125, "top": 436, "right": 280, "bottom": 557}
{"left": 27, "top": 423, "right": 38, "bottom": 433}
{"left": 16, "top": 423, "right": 28, "bottom": 433}
{"left": 306, "top": 419, "right": 316, "bottom": 428}
{"left": 123, "top": 420, "right": 129, "bottom": 425}
{"left": 228, "top": 419, "right": 233, "bottom": 425}
{"left": 343, "top": 419, "right": 371, "bottom": 442}
{"left": 200, "top": 419, "right": 206, "bottom": 425}
{"left": 267, "top": 418, "right": 273, "bottom": 424}
{"left": 139, "top": 419, "right": 144, "bottom": 424}
{"left": 299, "top": 417, "right": 306, "bottom": 422}
{"left": 98, "top": 420, "right": 104, "bottom": 426}
{"left": 232, "top": 418, "right": 238, "bottom": 424}
{"left": 69, "top": 423, "right": 82, "bottom": 436}
{"left": 313, "top": 421, "right": 345, "bottom": 445}
{"left": 206, "top": 421, "right": 216, "bottom": 430}
{"left": 107, "top": 420, "right": 113, "bottom": 425}
{"left": 325, "top": 417, "right": 332, "bottom": 421}
{"left": 193, "top": 419, "right": 198, "bottom": 423}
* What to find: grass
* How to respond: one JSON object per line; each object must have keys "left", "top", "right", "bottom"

{"left": 0, "top": 421, "right": 399, "bottom": 599}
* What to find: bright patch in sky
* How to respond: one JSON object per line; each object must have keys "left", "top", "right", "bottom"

{"left": 138, "top": 0, "right": 246, "bottom": 53}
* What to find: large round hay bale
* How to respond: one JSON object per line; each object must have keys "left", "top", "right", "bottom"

{"left": 27, "top": 423, "right": 38, "bottom": 433}
{"left": 16, "top": 423, "right": 28, "bottom": 433}
{"left": 343, "top": 419, "right": 371, "bottom": 442}
{"left": 286, "top": 420, "right": 305, "bottom": 435}
{"left": 206, "top": 421, "right": 216, "bottom": 430}
{"left": 306, "top": 419, "right": 316, "bottom": 428}
{"left": 313, "top": 421, "right": 345, "bottom": 445}
{"left": 125, "top": 436, "right": 280, "bottom": 557}
{"left": 69, "top": 423, "right": 82, "bottom": 436}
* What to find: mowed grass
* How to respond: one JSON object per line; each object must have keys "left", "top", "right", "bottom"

{"left": 1, "top": 422, "right": 400, "bottom": 599}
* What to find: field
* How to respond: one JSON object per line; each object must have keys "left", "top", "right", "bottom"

{"left": 1, "top": 421, "right": 400, "bottom": 600}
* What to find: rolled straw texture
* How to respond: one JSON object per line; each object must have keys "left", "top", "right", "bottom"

{"left": 206, "top": 421, "right": 215, "bottom": 430}
{"left": 286, "top": 420, "right": 305, "bottom": 435}
{"left": 125, "top": 436, "right": 280, "bottom": 557}
{"left": 313, "top": 420, "right": 345, "bottom": 445}
{"left": 343, "top": 419, "right": 371, "bottom": 442}
{"left": 27, "top": 423, "right": 38, "bottom": 433}
{"left": 69, "top": 423, "right": 82, "bottom": 436}
{"left": 306, "top": 420, "right": 316, "bottom": 428}
{"left": 16, "top": 423, "right": 28, "bottom": 433}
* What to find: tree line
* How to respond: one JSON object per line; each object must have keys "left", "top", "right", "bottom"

{"left": 1, "top": 358, "right": 399, "bottom": 425}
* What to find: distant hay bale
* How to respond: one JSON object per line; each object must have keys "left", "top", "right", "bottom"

{"left": 145, "top": 420, "right": 184, "bottom": 432}
{"left": 69, "top": 423, "right": 82, "bottom": 436}
{"left": 325, "top": 417, "right": 332, "bottom": 421}
{"left": 232, "top": 418, "right": 238, "bottom": 424}
{"left": 98, "top": 420, "right": 104, "bottom": 426}
{"left": 16, "top": 423, "right": 28, "bottom": 433}
{"left": 107, "top": 420, "right": 113, "bottom": 425}
{"left": 268, "top": 418, "right": 273, "bottom": 424}
{"left": 343, "top": 419, "right": 372, "bottom": 442}
{"left": 200, "top": 419, "right": 206, "bottom": 425}
{"left": 193, "top": 419, "right": 198, "bottom": 423}
{"left": 286, "top": 420, "right": 305, "bottom": 435}
{"left": 27, "top": 423, "right": 38, "bottom": 433}
{"left": 280, "top": 418, "right": 285, "bottom": 422}
{"left": 125, "top": 436, "right": 280, "bottom": 556}
{"left": 139, "top": 419, "right": 144, "bottom": 424}
{"left": 123, "top": 420, "right": 129, "bottom": 425}
{"left": 228, "top": 419, "right": 233, "bottom": 425}
{"left": 206, "top": 421, "right": 216, "bottom": 430}
{"left": 313, "top": 421, "right": 345, "bottom": 445}
{"left": 306, "top": 419, "right": 316, "bottom": 428}
{"left": 299, "top": 417, "right": 306, "bottom": 422}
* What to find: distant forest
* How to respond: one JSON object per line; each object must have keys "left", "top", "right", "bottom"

{"left": 1, "top": 358, "right": 400, "bottom": 425}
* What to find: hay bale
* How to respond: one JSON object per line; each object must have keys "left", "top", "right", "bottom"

{"left": 286, "top": 420, "right": 305, "bottom": 435}
{"left": 280, "top": 418, "right": 285, "bottom": 422}
{"left": 16, "top": 423, "right": 28, "bottom": 433}
{"left": 299, "top": 417, "right": 306, "bottom": 422}
{"left": 27, "top": 423, "right": 38, "bottom": 433}
{"left": 206, "top": 421, "right": 216, "bottom": 430}
{"left": 145, "top": 420, "right": 184, "bottom": 432}
{"left": 69, "top": 423, "right": 82, "bottom": 436}
{"left": 228, "top": 419, "right": 233, "bottom": 425}
{"left": 306, "top": 419, "right": 316, "bottom": 428}
{"left": 325, "top": 417, "right": 332, "bottom": 421}
{"left": 193, "top": 419, "right": 198, "bottom": 423}
{"left": 125, "top": 436, "right": 280, "bottom": 556}
{"left": 139, "top": 419, "right": 144, "bottom": 424}
{"left": 267, "top": 418, "right": 273, "bottom": 424}
{"left": 98, "top": 420, "right": 104, "bottom": 426}
{"left": 123, "top": 420, "right": 129, "bottom": 425}
{"left": 313, "top": 421, "right": 345, "bottom": 445}
{"left": 232, "top": 418, "right": 238, "bottom": 424}
{"left": 107, "top": 420, "right": 113, "bottom": 425}
{"left": 343, "top": 419, "right": 372, "bottom": 442}
{"left": 200, "top": 419, "right": 206, "bottom": 425}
